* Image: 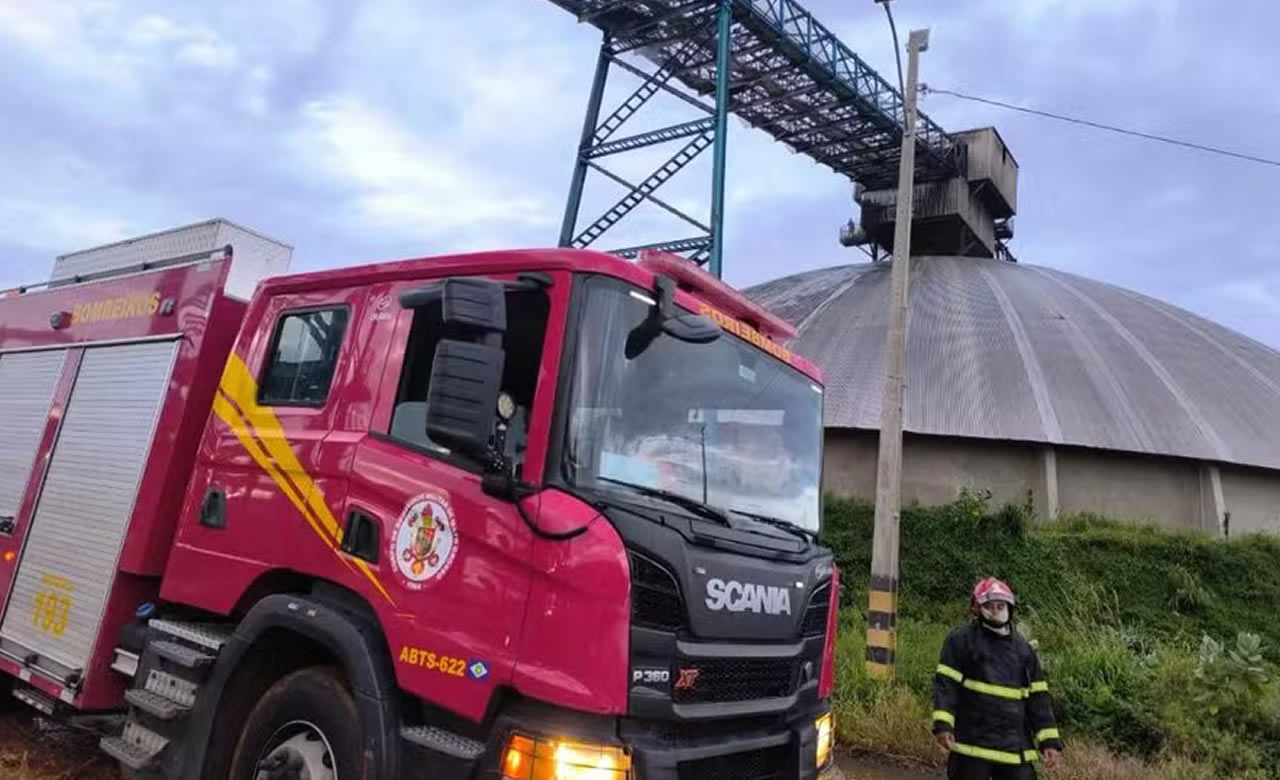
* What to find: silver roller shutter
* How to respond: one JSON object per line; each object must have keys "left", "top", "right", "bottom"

{"left": 0, "top": 340, "right": 177, "bottom": 678}
{"left": 0, "top": 351, "right": 65, "bottom": 521}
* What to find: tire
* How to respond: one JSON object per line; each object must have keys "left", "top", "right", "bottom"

{"left": 226, "top": 666, "right": 364, "bottom": 780}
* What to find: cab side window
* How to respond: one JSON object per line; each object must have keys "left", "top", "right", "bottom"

{"left": 260, "top": 307, "right": 349, "bottom": 406}
{"left": 388, "top": 288, "right": 549, "bottom": 478}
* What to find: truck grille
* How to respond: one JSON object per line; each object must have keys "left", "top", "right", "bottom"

{"left": 671, "top": 657, "right": 796, "bottom": 704}
{"left": 801, "top": 582, "right": 831, "bottom": 637}
{"left": 627, "top": 715, "right": 782, "bottom": 745}
{"left": 630, "top": 552, "right": 684, "bottom": 632}
{"left": 677, "top": 745, "right": 787, "bottom": 780}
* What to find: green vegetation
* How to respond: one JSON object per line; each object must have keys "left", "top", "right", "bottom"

{"left": 824, "top": 492, "right": 1280, "bottom": 779}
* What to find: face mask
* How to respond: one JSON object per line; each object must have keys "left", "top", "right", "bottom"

{"left": 980, "top": 602, "right": 1011, "bottom": 632}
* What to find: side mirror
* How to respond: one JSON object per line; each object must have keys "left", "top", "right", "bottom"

{"left": 422, "top": 276, "right": 509, "bottom": 460}
{"left": 625, "top": 275, "right": 720, "bottom": 358}
{"left": 424, "top": 339, "right": 505, "bottom": 460}
{"left": 662, "top": 313, "right": 720, "bottom": 344}
{"left": 442, "top": 277, "right": 506, "bottom": 332}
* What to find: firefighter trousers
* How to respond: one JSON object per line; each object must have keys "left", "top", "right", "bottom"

{"left": 947, "top": 753, "right": 1037, "bottom": 780}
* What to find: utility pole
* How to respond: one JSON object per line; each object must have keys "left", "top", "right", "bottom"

{"left": 707, "top": 0, "right": 733, "bottom": 279}
{"left": 866, "top": 27, "right": 928, "bottom": 681}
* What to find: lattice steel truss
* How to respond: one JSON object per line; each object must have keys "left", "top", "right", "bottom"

{"left": 550, "top": 0, "right": 964, "bottom": 276}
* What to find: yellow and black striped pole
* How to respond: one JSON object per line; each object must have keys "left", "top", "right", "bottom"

{"left": 866, "top": 26, "right": 929, "bottom": 681}
{"left": 866, "top": 574, "right": 898, "bottom": 679}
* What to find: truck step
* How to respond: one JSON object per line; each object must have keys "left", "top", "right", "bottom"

{"left": 100, "top": 736, "right": 155, "bottom": 771}
{"left": 111, "top": 648, "right": 140, "bottom": 678}
{"left": 152, "top": 640, "right": 215, "bottom": 670}
{"left": 12, "top": 684, "right": 57, "bottom": 715}
{"left": 100, "top": 722, "right": 168, "bottom": 771}
{"left": 125, "top": 688, "right": 190, "bottom": 720}
{"left": 148, "top": 619, "right": 232, "bottom": 652}
{"left": 400, "top": 726, "right": 485, "bottom": 760}
{"left": 143, "top": 669, "right": 198, "bottom": 708}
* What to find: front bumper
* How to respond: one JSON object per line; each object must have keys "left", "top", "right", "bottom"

{"left": 621, "top": 708, "right": 831, "bottom": 779}
{"left": 445, "top": 700, "right": 835, "bottom": 780}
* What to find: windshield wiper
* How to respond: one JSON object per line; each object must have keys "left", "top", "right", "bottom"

{"left": 596, "top": 476, "right": 733, "bottom": 527}
{"left": 729, "top": 509, "right": 819, "bottom": 544}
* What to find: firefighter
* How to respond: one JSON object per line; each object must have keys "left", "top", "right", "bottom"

{"left": 932, "top": 577, "right": 1063, "bottom": 778}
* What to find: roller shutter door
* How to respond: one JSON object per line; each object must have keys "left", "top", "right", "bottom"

{"left": 0, "top": 351, "right": 65, "bottom": 522}
{"left": 0, "top": 340, "right": 177, "bottom": 678}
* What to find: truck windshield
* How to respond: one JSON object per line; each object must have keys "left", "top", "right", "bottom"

{"left": 564, "top": 276, "right": 823, "bottom": 532}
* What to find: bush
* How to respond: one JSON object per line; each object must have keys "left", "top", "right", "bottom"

{"left": 1192, "top": 633, "right": 1270, "bottom": 722}
{"left": 823, "top": 492, "right": 1280, "bottom": 778}
{"left": 1040, "top": 625, "right": 1164, "bottom": 756}
{"left": 823, "top": 492, "right": 1280, "bottom": 657}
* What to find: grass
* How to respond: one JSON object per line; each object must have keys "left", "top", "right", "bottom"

{"left": 830, "top": 612, "right": 1278, "bottom": 779}
{"left": 5, "top": 491, "right": 1279, "bottom": 777}
{"left": 1022, "top": 741, "right": 1223, "bottom": 780}
{"left": 823, "top": 492, "right": 1280, "bottom": 779}
{"left": 825, "top": 492, "right": 1280, "bottom": 653}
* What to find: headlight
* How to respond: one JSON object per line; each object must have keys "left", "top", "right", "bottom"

{"left": 815, "top": 712, "right": 834, "bottom": 769}
{"left": 502, "top": 733, "right": 632, "bottom": 780}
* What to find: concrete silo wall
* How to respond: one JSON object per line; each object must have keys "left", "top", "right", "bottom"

{"left": 1222, "top": 469, "right": 1280, "bottom": 535}
{"left": 823, "top": 429, "right": 1280, "bottom": 535}
{"left": 824, "top": 431, "right": 1043, "bottom": 510}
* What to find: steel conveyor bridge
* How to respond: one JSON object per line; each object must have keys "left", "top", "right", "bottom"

{"left": 547, "top": 0, "right": 965, "bottom": 276}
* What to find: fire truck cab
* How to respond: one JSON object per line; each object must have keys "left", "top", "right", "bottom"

{"left": 0, "top": 224, "right": 839, "bottom": 780}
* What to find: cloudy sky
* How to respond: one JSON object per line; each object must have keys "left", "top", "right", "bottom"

{"left": 1, "top": 0, "right": 1276, "bottom": 349}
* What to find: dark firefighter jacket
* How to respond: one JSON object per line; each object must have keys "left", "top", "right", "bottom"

{"left": 932, "top": 621, "right": 1065, "bottom": 766}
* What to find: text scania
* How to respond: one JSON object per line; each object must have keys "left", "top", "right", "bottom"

{"left": 704, "top": 578, "right": 792, "bottom": 616}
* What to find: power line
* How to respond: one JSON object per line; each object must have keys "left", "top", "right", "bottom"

{"left": 877, "top": 1, "right": 906, "bottom": 99}
{"left": 922, "top": 85, "right": 1280, "bottom": 169}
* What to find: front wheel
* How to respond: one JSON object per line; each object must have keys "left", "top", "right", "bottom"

{"left": 227, "top": 666, "right": 364, "bottom": 780}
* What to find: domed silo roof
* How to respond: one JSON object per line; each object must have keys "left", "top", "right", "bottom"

{"left": 746, "top": 256, "right": 1280, "bottom": 472}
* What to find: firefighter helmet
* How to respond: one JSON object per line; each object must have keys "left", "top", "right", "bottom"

{"left": 970, "top": 576, "right": 1016, "bottom": 614}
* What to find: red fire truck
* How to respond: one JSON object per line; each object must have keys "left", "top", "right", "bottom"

{"left": 0, "top": 227, "right": 839, "bottom": 780}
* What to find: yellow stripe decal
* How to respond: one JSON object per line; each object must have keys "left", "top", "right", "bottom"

{"left": 1036, "top": 728, "right": 1061, "bottom": 744}
{"left": 936, "top": 664, "right": 964, "bottom": 683}
{"left": 952, "top": 743, "right": 1025, "bottom": 765}
{"left": 932, "top": 710, "right": 955, "bottom": 726}
{"left": 218, "top": 356, "right": 341, "bottom": 539}
{"left": 211, "top": 392, "right": 344, "bottom": 564}
{"left": 354, "top": 558, "right": 395, "bottom": 606}
{"left": 1025, "top": 750, "right": 1041, "bottom": 762}
{"left": 1029, "top": 680, "right": 1049, "bottom": 694}
{"left": 214, "top": 356, "right": 395, "bottom": 607}
{"left": 963, "top": 678, "right": 1027, "bottom": 700}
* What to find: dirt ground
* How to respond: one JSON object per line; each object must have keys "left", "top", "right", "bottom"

{"left": 840, "top": 753, "right": 940, "bottom": 779}
{"left": 0, "top": 711, "right": 118, "bottom": 780}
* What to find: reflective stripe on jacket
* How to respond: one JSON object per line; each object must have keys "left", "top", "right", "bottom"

{"left": 932, "top": 621, "right": 1065, "bottom": 760}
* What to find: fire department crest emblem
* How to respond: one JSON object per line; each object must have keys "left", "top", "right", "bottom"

{"left": 390, "top": 492, "right": 458, "bottom": 589}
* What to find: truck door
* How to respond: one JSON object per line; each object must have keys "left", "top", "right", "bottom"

{"left": 0, "top": 340, "right": 177, "bottom": 684}
{"left": 169, "top": 287, "right": 364, "bottom": 605}
{"left": 0, "top": 350, "right": 68, "bottom": 617}
{"left": 341, "top": 275, "right": 562, "bottom": 722}
{"left": 0, "top": 351, "right": 66, "bottom": 535}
